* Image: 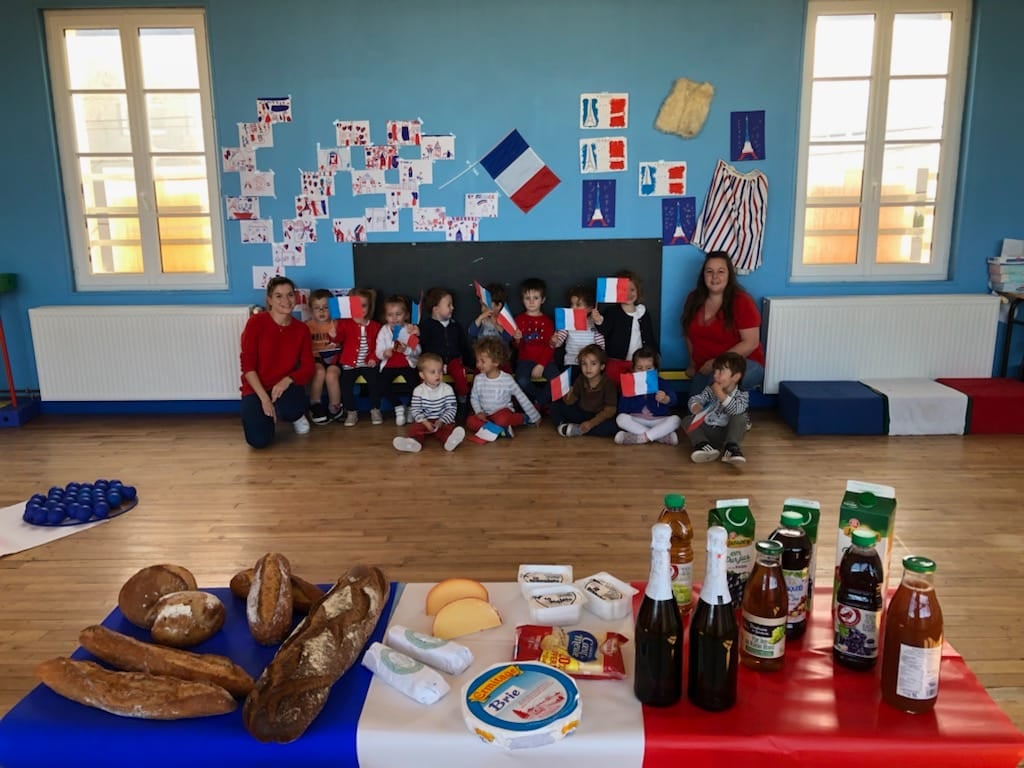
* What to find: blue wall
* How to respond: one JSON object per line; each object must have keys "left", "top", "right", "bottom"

{"left": 1, "top": 0, "right": 1022, "bottom": 392}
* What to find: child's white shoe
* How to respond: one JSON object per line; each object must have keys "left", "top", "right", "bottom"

{"left": 393, "top": 437, "right": 422, "bottom": 453}
{"left": 292, "top": 415, "right": 311, "bottom": 435}
{"left": 344, "top": 411, "right": 359, "bottom": 427}
{"left": 395, "top": 406, "right": 406, "bottom": 427}
{"left": 370, "top": 408, "right": 384, "bottom": 425}
{"left": 444, "top": 427, "right": 466, "bottom": 452}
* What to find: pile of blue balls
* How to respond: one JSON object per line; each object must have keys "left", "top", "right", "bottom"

{"left": 23, "top": 479, "right": 138, "bottom": 526}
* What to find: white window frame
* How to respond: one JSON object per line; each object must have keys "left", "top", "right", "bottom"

{"left": 45, "top": 8, "right": 226, "bottom": 291}
{"left": 791, "top": 0, "right": 971, "bottom": 282}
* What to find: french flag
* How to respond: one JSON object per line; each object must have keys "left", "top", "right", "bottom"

{"left": 332, "top": 295, "right": 365, "bottom": 320}
{"left": 687, "top": 401, "right": 716, "bottom": 432}
{"left": 479, "top": 130, "right": 560, "bottom": 214}
{"left": 474, "top": 281, "right": 492, "bottom": 309}
{"left": 555, "top": 308, "right": 589, "bottom": 332}
{"left": 596, "top": 277, "right": 631, "bottom": 303}
{"left": 475, "top": 421, "right": 505, "bottom": 442}
{"left": 496, "top": 304, "right": 518, "bottom": 336}
{"left": 550, "top": 369, "right": 572, "bottom": 402}
{"left": 410, "top": 296, "right": 421, "bottom": 325}
{"left": 621, "top": 370, "right": 658, "bottom": 397}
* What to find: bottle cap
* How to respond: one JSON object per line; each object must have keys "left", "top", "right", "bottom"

{"left": 903, "top": 555, "right": 936, "bottom": 574}
{"left": 755, "top": 540, "right": 784, "bottom": 556}
{"left": 651, "top": 522, "right": 672, "bottom": 549}
{"left": 851, "top": 528, "right": 877, "bottom": 547}
{"left": 664, "top": 493, "right": 685, "bottom": 508}
{"left": 780, "top": 510, "right": 803, "bottom": 528}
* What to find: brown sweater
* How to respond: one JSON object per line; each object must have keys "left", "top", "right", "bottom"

{"left": 565, "top": 375, "right": 618, "bottom": 423}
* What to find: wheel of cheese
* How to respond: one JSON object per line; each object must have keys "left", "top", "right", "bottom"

{"left": 425, "top": 578, "right": 489, "bottom": 616}
{"left": 431, "top": 597, "right": 502, "bottom": 640}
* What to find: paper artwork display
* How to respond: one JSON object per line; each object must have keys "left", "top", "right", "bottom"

{"left": 332, "top": 217, "right": 368, "bottom": 243}
{"left": 421, "top": 134, "right": 455, "bottom": 160}
{"left": 252, "top": 264, "right": 284, "bottom": 290}
{"left": 225, "top": 196, "right": 260, "bottom": 220}
{"left": 256, "top": 96, "right": 292, "bottom": 123}
{"left": 294, "top": 195, "right": 329, "bottom": 219}
{"left": 365, "top": 207, "right": 400, "bottom": 232}
{"left": 398, "top": 159, "right": 433, "bottom": 185}
{"left": 662, "top": 197, "right": 697, "bottom": 246}
{"left": 334, "top": 120, "right": 371, "bottom": 146}
{"left": 413, "top": 207, "right": 446, "bottom": 232}
{"left": 240, "top": 219, "right": 273, "bottom": 244}
{"left": 318, "top": 146, "right": 353, "bottom": 173}
{"left": 582, "top": 179, "right": 615, "bottom": 228}
{"left": 465, "top": 193, "right": 498, "bottom": 218}
{"left": 283, "top": 217, "right": 318, "bottom": 244}
{"left": 445, "top": 216, "right": 479, "bottom": 241}
{"left": 479, "top": 129, "right": 560, "bottom": 213}
{"left": 292, "top": 288, "right": 311, "bottom": 322}
{"left": 386, "top": 119, "right": 422, "bottom": 146}
{"left": 221, "top": 147, "right": 256, "bottom": 172}
{"left": 365, "top": 145, "right": 399, "bottom": 171}
{"left": 580, "top": 92, "right": 629, "bottom": 129}
{"left": 272, "top": 241, "right": 306, "bottom": 267}
{"left": 238, "top": 122, "right": 273, "bottom": 149}
{"left": 240, "top": 170, "right": 275, "bottom": 197}
{"left": 387, "top": 189, "right": 419, "bottom": 209}
{"left": 638, "top": 161, "right": 686, "bottom": 197}
{"left": 300, "top": 171, "right": 334, "bottom": 198}
{"left": 731, "top": 110, "right": 766, "bottom": 162}
{"left": 580, "top": 137, "right": 627, "bottom": 173}
{"left": 352, "top": 170, "right": 387, "bottom": 196}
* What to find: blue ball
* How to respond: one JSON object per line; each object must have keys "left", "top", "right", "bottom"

{"left": 106, "top": 491, "right": 122, "bottom": 508}
{"left": 72, "top": 505, "right": 93, "bottom": 522}
{"left": 120, "top": 486, "right": 137, "bottom": 502}
{"left": 80, "top": 483, "right": 93, "bottom": 492}
{"left": 92, "top": 502, "right": 110, "bottom": 519}
{"left": 27, "top": 509, "right": 45, "bottom": 525}
{"left": 30, "top": 494, "right": 46, "bottom": 505}
{"left": 48, "top": 487, "right": 64, "bottom": 498}
{"left": 95, "top": 479, "right": 108, "bottom": 487}
{"left": 45, "top": 508, "right": 65, "bottom": 525}
{"left": 66, "top": 482, "right": 80, "bottom": 491}
{"left": 109, "top": 479, "right": 122, "bottom": 487}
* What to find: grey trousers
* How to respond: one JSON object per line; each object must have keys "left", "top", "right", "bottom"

{"left": 685, "top": 413, "right": 747, "bottom": 449}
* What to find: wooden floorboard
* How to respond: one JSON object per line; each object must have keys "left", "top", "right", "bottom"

{"left": 1, "top": 410, "right": 1022, "bottom": 736}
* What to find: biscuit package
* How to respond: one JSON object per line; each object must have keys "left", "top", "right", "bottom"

{"left": 513, "top": 624, "right": 627, "bottom": 680}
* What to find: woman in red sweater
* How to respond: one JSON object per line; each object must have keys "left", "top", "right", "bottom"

{"left": 240, "top": 276, "right": 315, "bottom": 448}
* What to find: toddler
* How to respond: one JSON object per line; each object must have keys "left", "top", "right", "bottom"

{"left": 686, "top": 351, "right": 749, "bottom": 465}
{"left": 376, "top": 294, "right": 421, "bottom": 426}
{"left": 306, "top": 288, "right": 344, "bottom": 424}
{"left": 592, "top": 270, "right": 657, "bottom": 386}
{"left": 513, "top": 277, "right": 559, "bottom": 406}
{"left": 338, "top": 288, "right": 383, "bottom": 426}
{"left": 467, "top": 337, "right": 541, "bottom": 442}
{"left": 551, "top": 283, "right": 605, "bottom": 380}
{"left": 393, "top": 353, "right": 466, "bottom": 453}
{"left": 414, "top": 287, "right": 472, "bottom": 401}
{"left": 615, "top": 347, "right": 681, "bottom": 445}
{"left": 551, "top": 344, "right": 618, "bottom": 438}
{"left": 468, "top": 282, "right": 514, "bottom": 364}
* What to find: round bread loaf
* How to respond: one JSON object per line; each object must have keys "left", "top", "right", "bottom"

{"left": 118, "top": 564, "right": 197, "bottom": 629}
{"left": 149, "top": 590, "right": 226, "bottom": 648}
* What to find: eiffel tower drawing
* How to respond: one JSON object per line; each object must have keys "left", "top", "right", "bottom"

{"left": 738, "top": 114, "right": 759, "bottom": 160}
{"left": 669, "top": 201, "right": 688, "bottom": 244}
{"left": 588, "top": 181, "right": 607, "bottom": 226}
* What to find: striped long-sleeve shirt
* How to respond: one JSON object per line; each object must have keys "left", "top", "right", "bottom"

{"left": 687, "top": 385, "right": 749, "bottom": 427}
{"left": 410, "top": 381, "right": 457, "bottom": 424}
{"left": 552, "top": 326, "right": 605, "bottom": 366}
{"left": 470, "top": 371, "right": 541, "bottom": 424}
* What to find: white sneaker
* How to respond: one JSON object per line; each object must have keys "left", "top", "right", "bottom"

{"left": 393, "top": 436, "right": 422, "bottom": 453}
{"left": 690, "top": 442, "right": 720, "bottom": 463}
{"left": 292, "top": 415, "right": 311, "bottom": 435}
{"left": 657, "top": 432, "right": 680, "bottom": 445}
{"left": 395, "top": 406, "right": 406, "bottom": 427}
{"left": 370, "top": 408, "right": 384, "bottom": 425}
{"left": 444, "top": 426, "right": 466, "bottom": 452}
{"left": 344, "top": 411, "right": 359, "bottom": 427}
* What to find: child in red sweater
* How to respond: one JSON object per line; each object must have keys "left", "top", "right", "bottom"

{"left": 338, "top": 288, "right": 383, "bottom": 426}
{"left": 513, "top": 277, "right": 559, "bottom": 407}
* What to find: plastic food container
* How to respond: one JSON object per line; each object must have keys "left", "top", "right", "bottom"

{"left": 517, "top": 564, "right": 573, "bottom": 597}
{"left": 574, "top": 572, "right": 638, "bottom": 621}
{"left": 525, "top": 584, "right": 586, "bottom": 625}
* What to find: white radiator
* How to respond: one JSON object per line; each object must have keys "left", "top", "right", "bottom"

{"left": 28, "top": 305, "right": 250, "bottom": 401}
{"left": 762, "top": 294, "right": 1000, "bottom": 395}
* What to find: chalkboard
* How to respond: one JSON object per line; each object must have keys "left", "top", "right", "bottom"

{"left": 353, "top": 239, "right": 663, "bottom": 348}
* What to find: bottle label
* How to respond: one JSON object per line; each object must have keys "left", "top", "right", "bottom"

{"left": 895, "top": 643, "right": 942, "bottom": 700}
{"left": 670, "top": 562, "right": 693, "bottom": 606}
{"left": 726, "top": 542, "right": 754, "bottom": 602}
{"left": 833, "top": 604, "right": 880, "bottom": 659}
{"left": 741, "top": 611, "right": 786, "bottom": 659}
{"left": 781, "top": 567, "right": 809, "bottom": 623}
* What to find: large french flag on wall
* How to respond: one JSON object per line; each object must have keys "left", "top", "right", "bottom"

{"left": 479, "top": 130, "right": 560, "bottom": 213}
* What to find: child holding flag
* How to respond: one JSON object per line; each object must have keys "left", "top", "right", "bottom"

{"left": 306, "top": 288, "right": 344, "bottom": 424}
{"left": 466, "top": 337, "right": 541, "bottom": 443}
{"left": 375, "top": 294, "right": 421, "bottom": 426}
{"left": 513, "top": 277, "right": 559, "bottom": 407}
{"left": 551, "top": 284, "right": 605, "bottom": 381}
{"left": 685, "top": 351, "right": 749, "bottom": 464}
{"left": 614, "top": 347, "right": 681, "bottom": 445}
{"left": 337, "top": 288, "right": 383, "bottom": 427}
{"left": 551, "top": 344, "right": 618, "bottom": 438}
{"left": 468, "top": 282, "right": 514, "bottom": 365}
{"left": 592, "top": 270, "right": 657, "bottom": 386}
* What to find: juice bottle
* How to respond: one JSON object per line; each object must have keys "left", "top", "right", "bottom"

{"left": 657, "top": 493, "right": 693, "bottom": 619}
{"left": 769, "top": 510, "right": 811, "bottom": 640}
{"left": 634, "top": 523, "right": 684, "bottom": 706}
{"left": 687, "top": 526, "right": 738, "bottom": 711}
{"left": 833, "top": 527, "right": 884, "bottom": 670}
{"left": 740, "top": 540, "right": 787, "bottom": 672}
{"left": 881, "top": 556, "right": 943, "bottom": 713}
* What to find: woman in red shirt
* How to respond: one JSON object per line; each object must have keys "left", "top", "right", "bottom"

{"left": 240, "top": 276, "right": 315, "bottom": 448}
{"left": 680, "top": 251, "right": 765, "bottom": 395}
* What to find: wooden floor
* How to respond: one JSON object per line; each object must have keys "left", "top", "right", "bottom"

{"left": 1, "top": 410, "right": 1022, "bottom": 736}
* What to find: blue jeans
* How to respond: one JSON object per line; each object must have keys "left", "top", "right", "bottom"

{"left": 688, "top": 359, "right": 764, "bottom": 397}
{"left": 515, "top": 360, "right": 560, "bottom": 406}
{"left": 549, "top": 401, "right": 618, "bottom": 437}
{"left": 241, "top": 383, "right": 308, "bottom": 449}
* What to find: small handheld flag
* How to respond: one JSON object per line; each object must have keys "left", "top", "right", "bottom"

{"left": 550, "top": 369, "right": 572, "bottom": 402}
{"left": 687, "top": 401, "right": 716, "bottom": 432}
{"left": 474, "top": 421, "right": 505, "bottom": 442}
{"left": 332, "top": 294, "right": 365, "bottom": 320}
{"left": 474, "top": 281, "right": 493, "bottom": 309}
{"left": 496, "top": 304, "right": 519, "bottom": 336}
{"left": 554, "top": 307, "right": 589, "bottom": 331}
{"left": 596, "top": 277, "right": 631, "bottom": 303}
{"left": 620, "top": 369, "right": 659, "bottom": 397}
{"left": 410, "top": 294, "right": 422, "bottom": 324}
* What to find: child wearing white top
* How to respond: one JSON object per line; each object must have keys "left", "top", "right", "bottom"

{"left": 466, "top": 337, "right": 541, "bottom": 443}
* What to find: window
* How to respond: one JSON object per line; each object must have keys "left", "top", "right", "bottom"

{"left": 45, "top": 9, "right": 225, "bottom": 290}
{"left": 792, "top": 0, "right": 970, "bottom": 281}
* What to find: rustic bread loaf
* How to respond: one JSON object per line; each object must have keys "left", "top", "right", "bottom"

{"left": 230, "top": 567, "right": 325, "bottom": 613}
{"left": 79, "top": 625, "right": 254, "bottom": 697}
{"left": 242, "top": 565, "right": 388, "bottom": 743}
{"left": 117, "top": 564, "right": 197, "bottom": 628}
{"left": 148, "top": 590, "right": 226, "bottom": 648}
{"left": 247, "top": 553, "right": 294, "bottom": 645}
{"left": 36, "top": 657, "right": 236, "bottom": 719}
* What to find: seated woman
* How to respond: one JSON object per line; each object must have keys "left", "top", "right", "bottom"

{"left": 240, "top": 276, "right": 315, "bottom": 448}
{"left": 681, "top": 251, "right": 765, "bottom": 395}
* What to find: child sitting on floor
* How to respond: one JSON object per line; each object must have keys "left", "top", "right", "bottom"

{"left": 614, "top": 347, "right": 681, "bottom": 445}
{"left": 466, "top": 337, "right": 541, "bottom": 443}
{"left": 551, "top": 344, "right": 618, "bottom": 438}
{"left": 393, "top": 353, "right": 466, "bottom": 453}
{"left": 685, "top": 351, "right": 749, "bottom": 465}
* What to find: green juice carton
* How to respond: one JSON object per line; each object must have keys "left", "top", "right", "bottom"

{"left": 836, "top": 480, "right": 898, "bottom": 590}
{"left": 708, "top": 498, "right": 756, "bottom": 603}
{"left": 783, "top": 498, "right": 821, "bottom": 614}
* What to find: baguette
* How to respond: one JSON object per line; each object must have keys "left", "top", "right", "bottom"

{"left": 36, "top": 657, "right": 236, "bottom": 719}
{"left": 242, "top": 565, "right": 388, "bottom": 743}
{"left": 247, "top": 553, "right": 293, "bottom": 645}
{"left": 230, "top": 567, "right": 325, "bottom": 613}
{"left": 79, "top": 625, "right": 254, "bottom": 698}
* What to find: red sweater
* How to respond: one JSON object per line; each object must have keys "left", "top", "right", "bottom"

{"left": 338, "top": 318, "right": 382, "bottom": 368}
{"left": 239, "top": 311, "right": 314, "bottom": 396}
{"left": 514, "top": 312, "right": 554, "bottom": 366}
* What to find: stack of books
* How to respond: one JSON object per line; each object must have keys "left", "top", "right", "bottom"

{"left": 989, "top": 239, "right": 1024, "bottom": 294}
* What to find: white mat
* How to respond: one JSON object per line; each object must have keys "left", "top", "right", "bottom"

{"left": 861, "top": 378, "right": 969, "bottom": 435}
{"left": 0, "top": 501, "right": 109, "bottom": 558}
{"left": 356, "top": 582, "right": 644, "bottom": 768}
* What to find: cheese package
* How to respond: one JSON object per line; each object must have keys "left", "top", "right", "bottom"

{"left": 362, "top": 642, "right": 450, "bottom": 705}
{"left": 385, "top": 624, "right": 474, "bottom": 675}
{"left": 432, "top": 597, "right": 502, "bottom": 640}
{"left": 513, "top": 624, "right": 627, "bottom": 680}
{"left": 462, "top": 662, "right": 581, "bottom": 751}
{"left": 574, "top": 572, "right": 638, "bottom": 621}
{"left": 525, "top": 584, "right": 586, "bottom": 625}
{"left": 517, "top": 565, "right": 573, "bottom": 597}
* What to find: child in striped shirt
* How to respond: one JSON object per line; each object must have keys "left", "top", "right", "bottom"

{"left": 551, "top": 283, "right": 605, "bottom": 380}
{"left": 338, "top": 288, "right": 382, "bottom": 427}
{"left": 393, "top": 353, "right": 465, "bottom": 453}
{"left": 467, "top": 337, "right": 541, "bottom": 443}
